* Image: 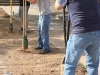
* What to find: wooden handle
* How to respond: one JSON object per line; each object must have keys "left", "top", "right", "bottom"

{"left": 25, "top": 0, "right": 27, "bottom": 36}
{"left": 23, "top": 0, "right": 27, "bottom": 36}
{"left": 10, "top": 0, "right": 12, "bottom": 23}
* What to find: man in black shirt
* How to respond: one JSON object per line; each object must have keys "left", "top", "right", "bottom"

{"left": 18, "top": 0, "right": 30, "bottom": 33}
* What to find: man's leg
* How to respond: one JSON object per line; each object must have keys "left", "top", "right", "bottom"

{"left": 18, "top": 6, "right": 23, "bottom": 31}
{"left": 37, "top": 16, "right": 43, "bottom": 49}
{"left": 85, "top": 31, "right": 100, "bottom": 75}
{"left": 64, "top": 32, "right": 95, "bottom": 75}
{"left": 40, "top": 14, "right": 51, "bottom": 51}
{"left": 98, "top": 47, "right": 100, "bottom": 75}
{"left": 18, "top": 6, "right": 30, "bottom": 32}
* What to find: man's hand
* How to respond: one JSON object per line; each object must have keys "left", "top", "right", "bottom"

{"left": 27, "top": 0, "right": 37, "bottom": 4}
{"left": 55, "top": 0, "right": 62, "bottom": 10}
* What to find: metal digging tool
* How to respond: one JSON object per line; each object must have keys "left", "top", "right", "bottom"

{"left": 9, "top": 0, "right": 13, "bottom": 33}
{"left": 62, "top": 7, "right": 70, "bottom": 64}
{"left": 61, "top": 7, "right": 70, "bottom": 75}
{"left": 22, "top": 0, "right": 28, "bottom": 50}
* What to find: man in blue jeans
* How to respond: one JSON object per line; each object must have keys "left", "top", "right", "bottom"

{"left": 27, "top": 0, "right": 51, "bottom": 54}
{"left": 55, "top": 0, "right": 100, "bottom": 75}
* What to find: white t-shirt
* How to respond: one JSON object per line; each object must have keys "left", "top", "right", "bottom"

{"left": 37, "top": 0, "right": 51, "bottom": 15}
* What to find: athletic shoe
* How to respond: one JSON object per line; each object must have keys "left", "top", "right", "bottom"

{"left": 27, "top": 28, "right": 30, "bottom": 33}
{"left": 18, "top": 27, "right": 23, "bottom": 31}
{"left": 39, "top": 50, "right": 51, "bottom": 54}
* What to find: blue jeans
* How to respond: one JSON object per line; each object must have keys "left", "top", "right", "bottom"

{"left": 38, "top": 13, "right": 51, "bottom": 51}
{"left": 99, "top": 47, "right": 100, "bottom": 75}
{"left": 64, "top": 31, "right": 100, "bottom": 75}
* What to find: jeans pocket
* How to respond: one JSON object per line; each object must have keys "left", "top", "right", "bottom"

{"left": 71, "top": 33, "right": 91, "bottom": 48}
{"left": 97, "top": 31, "right": 100, "bottom": 39}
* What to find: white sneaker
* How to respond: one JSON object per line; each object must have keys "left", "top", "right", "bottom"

{"left": 18, "top": 27, "right": 23, "bottom": 31}
{"left": 27, "top": 28, "right": 30, "bottom": 33}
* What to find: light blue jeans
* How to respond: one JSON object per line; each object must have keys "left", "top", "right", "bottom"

{"left": 99, "top": 47, "right": 100, "bottom": 75}
{"left": 38, "top": 13, "right": 51, "bottom": 51}
{"left": 64, "top": 31, "right": 100, "bottom": 75}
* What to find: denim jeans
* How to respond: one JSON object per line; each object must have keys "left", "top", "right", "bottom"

{"left": 99, "top": 47, "right": 100, "bottom": 75}
{"left": 64, "top": 31, "right": 100, "bottom": 75}
{"left": 38, "top": 13, "right": 51, "bottom": 51}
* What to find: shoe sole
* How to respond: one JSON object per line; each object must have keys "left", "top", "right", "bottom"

{"left": 39, "top": 51, "right": 51, "bottom": 54}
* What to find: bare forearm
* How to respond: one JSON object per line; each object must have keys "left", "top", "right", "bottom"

{"left": 27, "top": 0, "right": 37, "bottom": 4}
{"left": 55, "top": 0, "right": 62, "bottom": 10}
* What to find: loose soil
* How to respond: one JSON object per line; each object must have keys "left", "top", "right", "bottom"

{"left": 0, "top": 7, "right": 87, "bottom": 75}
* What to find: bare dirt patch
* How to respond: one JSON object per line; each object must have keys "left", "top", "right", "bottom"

{"left": 0, "top": 7, "right": 87, "bottom": 75}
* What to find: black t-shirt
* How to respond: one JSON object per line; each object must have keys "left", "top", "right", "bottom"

{"left": 19, "top": 0, "right": 30, "bottom": 6}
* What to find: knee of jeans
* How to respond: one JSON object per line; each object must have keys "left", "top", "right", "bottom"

{"left": 40, "top": 31, "right": 45, "bottom": 36}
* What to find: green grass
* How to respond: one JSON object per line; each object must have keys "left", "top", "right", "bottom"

{"left": 78, "top": 62, "right": 86, "bottom": 69}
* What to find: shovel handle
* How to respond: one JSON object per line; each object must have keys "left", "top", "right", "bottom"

{"left": 62, "top": 7, "right": 70, "bottom": 64}
{"left": 23, "top": 0, "right": 27, "bottom": 36}
{"left": 10, "top": 0, "right": 12, "bottom": 23}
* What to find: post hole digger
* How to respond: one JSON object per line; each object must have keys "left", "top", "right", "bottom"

{"left": 9, "top": 0, "right": 13, "bottom": 33}
{"left": 61, "top": 6, "right": 70, "bottom": 75}
{"left": 62, "top": 7, "right": 70, "bottom": 64}
{"left": 22, "top": 0, "right": 28, "bottom": 50}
